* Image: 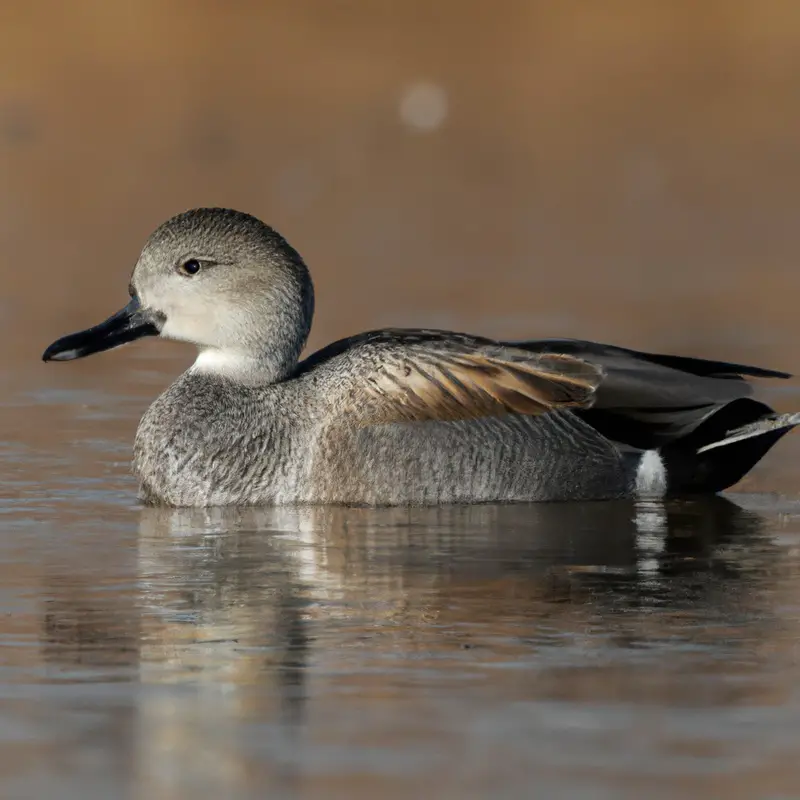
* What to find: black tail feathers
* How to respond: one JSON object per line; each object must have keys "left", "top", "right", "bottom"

{"left": 660, "top": 398, "right": 800, "bottom": 494}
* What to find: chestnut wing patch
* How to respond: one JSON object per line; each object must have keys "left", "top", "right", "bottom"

{"left": 357, "top": 341, "right": 603, "bottom": 424}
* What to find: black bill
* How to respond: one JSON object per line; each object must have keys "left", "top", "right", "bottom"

{"left": 42, "top": 296, "right": 162, "bottom": 362}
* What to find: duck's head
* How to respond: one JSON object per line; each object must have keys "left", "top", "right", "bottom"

{"left": 42, "top": 208, "right": 315, "bottom": 382}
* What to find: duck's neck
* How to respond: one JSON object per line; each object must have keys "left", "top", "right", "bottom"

{"left": 190, "top": 348, "right": 295, "bottom": 385}
{"left": 190, "top": 278, "right": 315, "bottom": 386}
{"left": 190, "top": 320, "right": 308, "bottom": 385}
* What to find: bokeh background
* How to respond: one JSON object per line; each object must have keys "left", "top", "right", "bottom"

{"left": 5, "top": 0, "right": 800, "bottom": 383}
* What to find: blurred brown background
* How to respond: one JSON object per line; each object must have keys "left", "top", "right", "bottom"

{"left": 3, "top": 0, "right": 800, "bottom": 383}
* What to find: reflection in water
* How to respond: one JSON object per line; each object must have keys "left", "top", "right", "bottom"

{"left": 19, "top": 497, "right": 800, "bottom": 798}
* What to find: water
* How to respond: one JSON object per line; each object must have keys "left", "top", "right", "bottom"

{"left": 2, "top": 349, "right": 800, "bottom": 799}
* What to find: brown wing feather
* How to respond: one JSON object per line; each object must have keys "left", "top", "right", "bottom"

{"left": 358, "top": 345, "right": 603, "bottom": 425}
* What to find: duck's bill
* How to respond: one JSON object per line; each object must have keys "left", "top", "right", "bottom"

{"left": 42, "top": 296, "right": 161, "bottom": 362}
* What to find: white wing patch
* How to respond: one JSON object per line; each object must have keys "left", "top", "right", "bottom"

{"left": 635, "top": 450, "right": 667, "bottom": 498}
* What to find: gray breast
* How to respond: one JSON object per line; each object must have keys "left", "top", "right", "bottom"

{"left": 133, "top": 373, "right": 315, "bottom": 506}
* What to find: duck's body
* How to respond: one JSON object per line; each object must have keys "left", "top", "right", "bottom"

{"left": 43, "top": 208, "right": 799, "bottom": 507}
{"left": 134, "top": 359, "right": 627, "bottom": 506}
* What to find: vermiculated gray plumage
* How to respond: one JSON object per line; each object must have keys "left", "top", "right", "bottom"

{"left": 42, "top": 208, "right": 800, "bottom": 507}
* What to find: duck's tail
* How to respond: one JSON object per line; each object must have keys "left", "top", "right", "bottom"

{"left": 635, "top": 398, "right": 800, "bottom": 496}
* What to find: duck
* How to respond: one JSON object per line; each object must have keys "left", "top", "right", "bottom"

{"left": 42, "top": 207, "right": 799, "bottom": 507}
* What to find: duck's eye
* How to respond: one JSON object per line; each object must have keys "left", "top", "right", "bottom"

{"left": 178, "top": 259, "right": 202, "bottom": 276}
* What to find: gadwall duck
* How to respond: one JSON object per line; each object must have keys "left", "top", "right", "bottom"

{"left": 43, "top": 208, "right": 799, "bottom": 507}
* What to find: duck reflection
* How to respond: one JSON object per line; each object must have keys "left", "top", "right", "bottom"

{"left": 131, "top": 496, "right": 778, "bottom": 686}
{"left": 37, "top": 496, "right": 784, "bottom": 796}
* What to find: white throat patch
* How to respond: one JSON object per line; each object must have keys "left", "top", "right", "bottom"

{"left": 190, "top": 349, "right": 264, "bottom": 381}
